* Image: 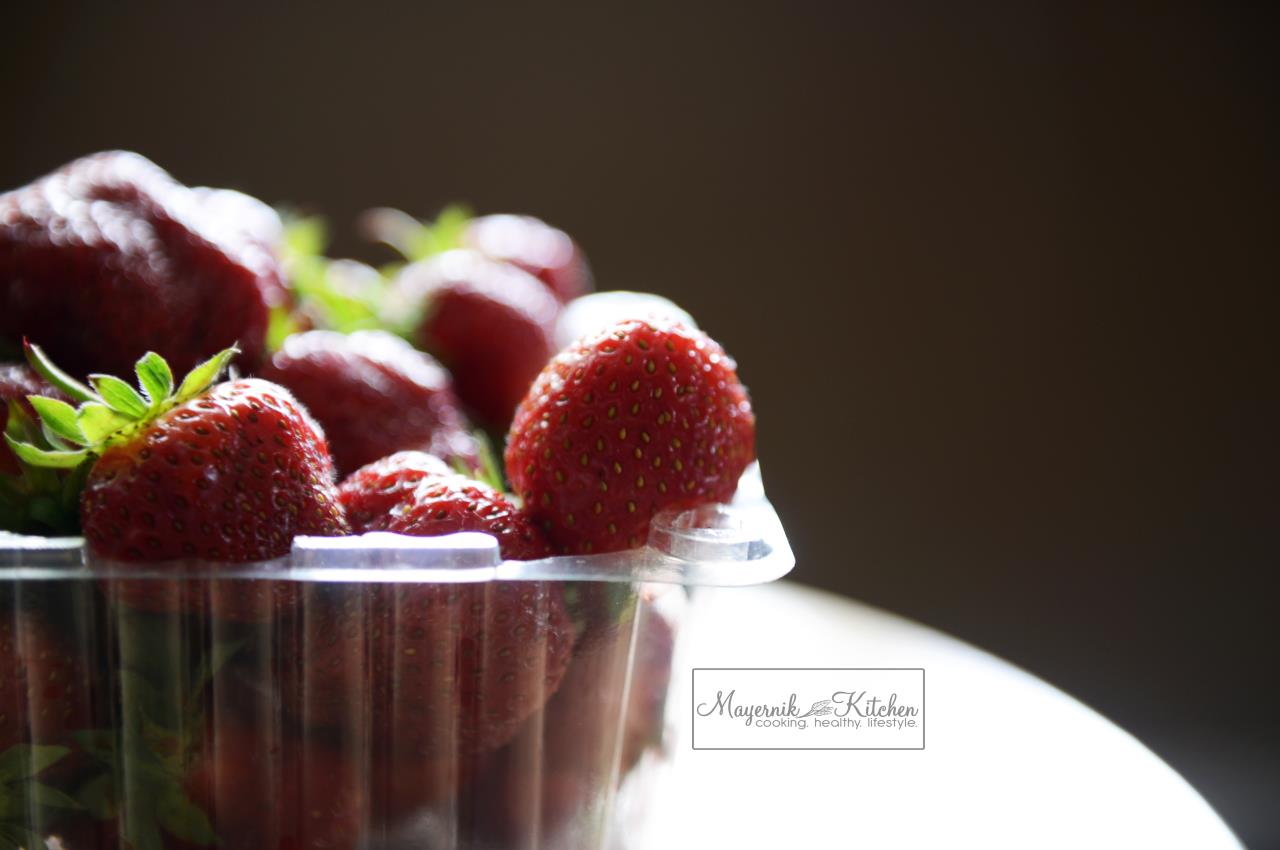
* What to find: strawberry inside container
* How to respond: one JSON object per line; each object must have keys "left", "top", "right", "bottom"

{"left": 0, "top": 465, "right": 791, "bottom": 850}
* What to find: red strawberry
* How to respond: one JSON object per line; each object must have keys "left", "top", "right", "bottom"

{"left": 468, "top": 596, "right": 635, "bottom": 845}
{"left": 469, "top": 594, "right": 675, "bottom": 845}
{"left": 0, "top": 611, "right": 91, "bottom": 751}
{"left": 0, "top": 151, "right": 284, "bottom": 379}
{"left": 182, "top": 725, "right": 366, "bottom": 850}
{"left": 372, "top": 579, "right": 575, "bottom": 759}
{"left": 505, "top": 318, "right": 756, "bottom": 554}
{"left": 332, "top": 450, "right": 454, "bottom": 531}
{"left": 292, "top": 463, "right": 576, "bottom": 772}
{"left": 463, "top": 213, "right": 592, "bottom": 302}
{"left": 340, "top": 458, "right": 555, "bottom": 561}
{"left": 397, "top": 250, "right": 560, "bottom": 430}
{"left": 259, "top": 330, "right": 480, "bottom": 477}
{"left": 10, "top": 346, "right": 349, "bottom": 622}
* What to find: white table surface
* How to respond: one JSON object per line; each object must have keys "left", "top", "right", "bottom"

{"left": 648, "top": 581, "right": 1240, "bottom": 849}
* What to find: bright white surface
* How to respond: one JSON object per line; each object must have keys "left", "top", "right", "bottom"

{"left": 649, "top": 582, "right": 1240, "bottom": 849}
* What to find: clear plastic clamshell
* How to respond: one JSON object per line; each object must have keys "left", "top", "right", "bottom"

{"left": 0, "top": 465, "right": 792, "bottom": 850}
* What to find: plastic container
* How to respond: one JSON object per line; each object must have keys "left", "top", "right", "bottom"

{"left": 0, "top": 464, "right": 792, "bottom": 850}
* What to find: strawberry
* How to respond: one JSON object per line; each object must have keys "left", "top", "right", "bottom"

{"left": 462, "top": 213, "right": 593, "bottom": 302}
{"left": 259, "top": 330, "right": 480, "bottom": 477}
{"left": 505, "top": 318, "right": 756, "bottom": 554}
{"left": 287, "top": 462, "right": 576, "bottom": 774}
{"left": 468, "top": 595, "right": 675, "bottom": 845}
{"left": 0, "top": 151, "right": 284, "bottom": 379}
{"left": 340, "top": 456, "right": 555, "bottom": 561}
{"left": 372, "top": 579, "right": 576, "bottom": 759}
{"left": 332, "top": 450, "right": 454, "bottom": 531}
{"left": 8, "top": 345, "right": 349, "bottom": 622}
{"left": 0, "top": 613, "right": 90, "bottom": 752}
{"left": 396, "top": 250, "right": 560, "bottom": 430}
{"left": 467, "top": 597, "right": 635, "bottom": 846}
{"left": 182, "top": 725, "right": 366, "bottom": 850}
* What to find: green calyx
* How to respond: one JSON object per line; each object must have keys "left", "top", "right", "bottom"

{"left": 361, "top": 203, "right": 472, "bottom": 262}
{"left": 4, "top": 343, "right": 238, "bottom": 475}
{"left": 0, "top": 744, "right": 80, "bottom": 848}
{"left": 268, "top": 205, "right": 471, "bottom": 350}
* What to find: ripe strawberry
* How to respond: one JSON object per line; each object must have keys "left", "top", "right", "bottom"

{"left": 506, "top": 318, "right": 756, "bottom": 554}
{"left": 463, "top": 213, "right": 592, "bottom": 302}
{"left": 332, "top": 450, "right": 454, "bottom": 531}
{"left": 259, "top": 330, "right": 480, "bottom": 477}
{"left": 0, "top": 151, "right": 284, "bottom": 379}
{"left": 372, "top": 579, "right": 576, "bottom": 760}
{"left": 182, "top": 725, "right": 366, "bottom": 850}
{"left": 468, "top": 598, "right": 634, "bottom": 846}
{"left": 292, "top": 463, "right": 576, "bottom": 770}
{"left": 397, "top": 250, "right": 560, "bottom": 430}
{"left": 340, "top": 458, "right": 555, "bottom": 561}
{"left": 468, "top": 595, "right": 674, "bottom": 845}
{"left": 0, "top": 612, "right": 91, "bottom": 752}
{"left": 9, "top": 345, "right": 349, "bottom": 621}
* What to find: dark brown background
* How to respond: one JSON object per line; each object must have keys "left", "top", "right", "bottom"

{"left": 3, "top": 2, "right": 1276, "bottom": 845}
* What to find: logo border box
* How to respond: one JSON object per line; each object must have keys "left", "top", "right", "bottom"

{"left": 690, "top": 667, "right": 926, "bottom": 751}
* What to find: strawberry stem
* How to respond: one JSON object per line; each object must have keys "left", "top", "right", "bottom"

{"left": 23, "top": 340, "right": 97, "bottom": 404}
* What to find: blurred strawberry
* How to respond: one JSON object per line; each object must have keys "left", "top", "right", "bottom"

{"left": 260, "top": 330, "right": 480, "bottom": 477}
{"left": 396, "top": 250, "right": 560, "bottom": 430}
{"left": 0, "top": 612, "right": 91, "bottom": 752}
{"left": 182, "top": 725, "right": 367, "bottom": 850}
{"left": 506, "top": 318, "right": 756, "bottom": 554}
{"left": 468, "top": 592, "right": 647, "bottom": 845}
{"left": 0, "top": 151, "right": 283, "bottom": 378}
{"left": 463, "top": 213, "right": 592, "bottom": 302}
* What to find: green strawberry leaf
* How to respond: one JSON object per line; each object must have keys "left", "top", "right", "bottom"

{"left": 0, "top": 824, "right": 42, "bottom": 850}
{"left": 266, "top": 305, "right": 302, "bottom": 352}
{"left": 282, "top": 213, "right": 327, "bottom": 259}
{"left": 3, "top": 437, "right": 88, "bottom": 470}
{"left": 0, "top": 745, "right": 69, "bottom": 783}
{"left": 22, "top": 341, "right": 96, "bottom": 404}
{"left": 71, "top": 731, "right": 115, "bottom": 766}
{"left": 361, "top": 204, "right": 471, "bottom": 261}
{"left": 155, "top": 786, "right": 217, "bottom": 846}
{"left": 75, "top": 404, "right": 131, "bottom": 445}
{"left": 26, "top": 397, "right": 85, "bottom": 446}
{"left": 135, "top": 354, "right": 173, "bottom": 408}
{"left": 75, "top": 772, "right": 118, "bottom": 821}
{"left": 90, "top": 374, "right": 149, "bottom": 418}
{"left": 9, "top": 347, "right": 236, "bottom": 489}
{"left": 189, "top": 638, "right": 245, "bottom": 699}
{"left": 118, "top": 669, "right": 174, "bottom": 732}
{"left": 21, "top": 781, "right": 81, "bottom": 810}
{"left": 175, "top": 348, "right": 237, "bottom": 403}
{"left": 125, "top": 814, "right": 163, "bottom": 850}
